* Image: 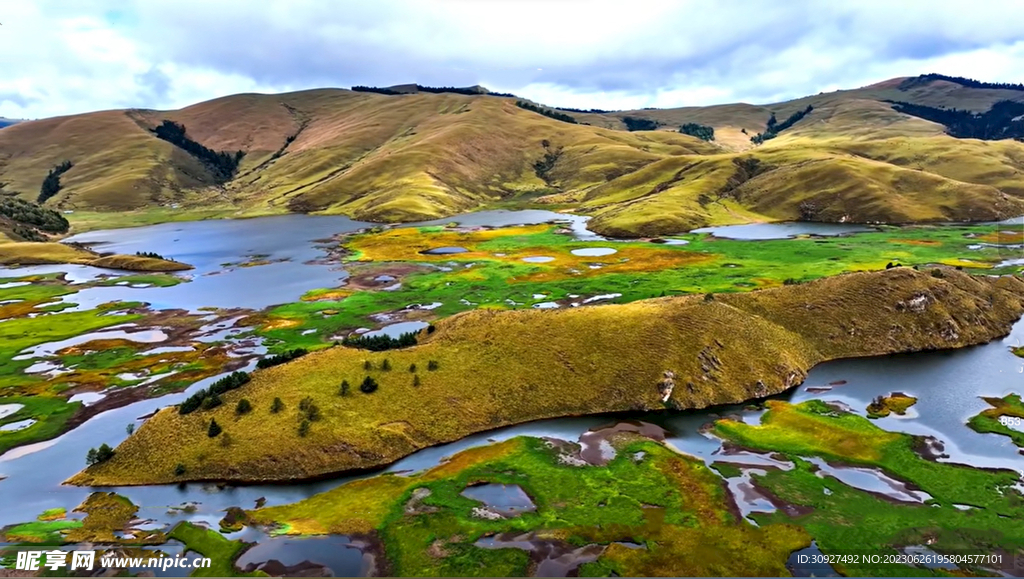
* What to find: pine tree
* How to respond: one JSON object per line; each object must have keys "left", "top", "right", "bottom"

{"left": 208, "top": 419, "right": 222, "bottom": 438}
{"left": 339, "top": 380, "right": 350, "bottom": 396}
{"left": 360, "top": 376, "right": 379, "bottom": 394}
{"left": 270, "top": 397, "right": 284, "bottom": 413}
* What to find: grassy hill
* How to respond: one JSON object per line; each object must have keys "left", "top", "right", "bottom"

{"left": 2, "top": 74, "right": 1023, "bottom": 238}
{"left": 67, "top": 268, "right": 1024, "bottom": 485}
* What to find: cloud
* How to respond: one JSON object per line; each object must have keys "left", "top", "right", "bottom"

{"left": 1, "top": 0, "right": 1022, "bottom": 118}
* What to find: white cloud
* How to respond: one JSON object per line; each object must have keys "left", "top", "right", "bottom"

{"left": 1, "top": 0, "right": 1022, "bottom": 118}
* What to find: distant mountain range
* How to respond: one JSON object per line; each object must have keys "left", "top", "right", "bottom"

{"left": 0, "top": 118, "right": 21, "bottom": 129}
{"left": 1, "top": 73, "right": 1022, "bottom": 236}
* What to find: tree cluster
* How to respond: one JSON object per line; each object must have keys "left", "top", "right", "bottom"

{"left": 37, "top": 160, "right": 74, "bottom": 204}
{"left": 678, "top": 122, "right": 715, "bottom": 141}
{"left": 342, "top": 331, "right": 417, "bottom": 351}
{"left": 750, "top": 105, "right": 813, "bottom": 144}
{"left": 515, "top": 101, "right": 578, "bottom": 124}
{"left": 255, "top": 348, "right": 308, "bottom": 369}
{"left": 152, "top": 120, "right": 244, "bottom": 181}
{"left": 555, "top": 106, "right": 612, "bottom": 114}
{"left": 621, "top": 117, "right": 659, "bottom": 131}
{"left": 135, "top": 251, "right": 166, "bottom": 260}
{"left": 179, "top": 371, "right": 251, "bottom": 415}
{"left": 899, "top": 73, "right": 1024, "bottom": 92}
{"left": 887, "top": 99, "right": 1024, "bottom": 140}
{"left": 351, "top": 85, "right": 516, "bottom": 97}
{"left": 85, "top": 443, "right": 115, "bottom": 466}
{"left": 0, "top": 196, "right": 69, "bottom": 236}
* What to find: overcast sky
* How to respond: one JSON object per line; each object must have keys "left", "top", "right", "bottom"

{"left": 2, "top": 0, "right": 1023, "bottom": 119}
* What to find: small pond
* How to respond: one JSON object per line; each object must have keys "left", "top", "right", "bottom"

{"left": 570, "top": 247, "right": 617, "bottom": 257}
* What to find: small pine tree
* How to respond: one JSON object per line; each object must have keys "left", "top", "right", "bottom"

{"left": 235, "top": 399, "right": 252, "bottom": 415}
{"left": 382, "top": 359, "right": 392, "bottom": 371}
{"left": 174, "top": 463, "right": 186, "bottom": 476}
{"left": 413, "top": 374, "right": 421, "bottom": 387}
{"left": 427, "top": 360, "right": 439, "bottom": 371}
{"left": 360, "top": 376, "right": 379, "bottom": 394}
{"left": 86, "top": 448, "right": 98, "bottom": 466}
{"left": 408, "top": 363, "right": 417, "bottom": 373}
{"left": 298, "top": 419, "right": 310, "bottom": 437}
{"left": 270, "top": 397, "right": 284, "bottom": 413}
{"left": 208, "top": 419, "right": 222, "bottom": 438}
{"left": 202, "top": 393, "right": 223, "bottom": 410}
{"left": 363, "top": 360, "right": 373, "bottom": 370}
{"left": 339, "top": 380, "right": 350, "bottom": 396}
{"left": 126, "top": 423, "right": 135, "bottom": 435}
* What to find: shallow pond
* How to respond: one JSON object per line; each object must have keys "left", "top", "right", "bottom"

{"left": 420, "top": 246, "right": 469, "bottom": 255}
{"left": 363, "top": 321, "right": 429, "bottom": 339}
{"left": 522, "top": 256, "right": 556, "bottom": 263}
{"left": 570, "top": 247, "right": 617, "bottom": 257}
{"left": 461, "top": 483, "right": 536, "bottom": 515}
{"left": 691, "top": 222, "right": 876, "bottom": 240}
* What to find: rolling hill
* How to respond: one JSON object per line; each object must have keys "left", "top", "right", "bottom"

{"left": 1, "top": 74, "right": 1023, "bottom": 237}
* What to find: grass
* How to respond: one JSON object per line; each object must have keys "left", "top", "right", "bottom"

{"left": 714, "top": 400, "right": 1024, "bottom": 576}
{"left": 166, "top": 521, "right": 262, "bottom": 577}
{"left": 67, "top": 268, "right": 1024, "bottom": 485}
{"left": 251, "top": 435, "right": 808, "bottom": 577}
{"left": 0, "top": 520, "right": 83, "bottom": 544}
{"left": 714, "top": 400, "right": 1022, "bottom": 511}
{"left": 0, "top": 395, "right": 81, "bottom": 456}
{"left": 967, "top": 393, "right": 1024, "bottom": 448}
{"left": 3, "top": 79, "right": 1023, "bottom": 238}
{"left": 253, "top": 220, "right": 1024, "bottom": 352}
{"left": 866, "top": 393, "right": 918, "bottom": 419}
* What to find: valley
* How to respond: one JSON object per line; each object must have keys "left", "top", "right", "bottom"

{"left": 2, "top": 73, "right": 1024, "bottom": 577}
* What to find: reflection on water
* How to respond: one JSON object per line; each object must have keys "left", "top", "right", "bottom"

{"left": 691, "top": 222, "right": 876, "bottom": 240}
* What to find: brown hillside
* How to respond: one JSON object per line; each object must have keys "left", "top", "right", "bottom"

{"left": 1, "top": 75, "right": 1023, "bottom": 237}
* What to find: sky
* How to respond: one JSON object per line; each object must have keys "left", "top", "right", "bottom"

{"left": 2, "top": 0, "right": 1023, "bottom": 119}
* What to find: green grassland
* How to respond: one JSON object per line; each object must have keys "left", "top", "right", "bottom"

{"left": 249, "top": 398, "right": 1024, "bottom": 576}
{"left": 967, "top": 393, "right": 1024, "bottom": 448}
{"left": 715, "top": 400, "right": 1024, "bottom": 576}
{"left": 254, "top": 221, "right": 1024, "bottom": 351}
{"left": 251, "top": 436, "right": 809, "bottom": 577}
{"left": 68, "top": 268, "right": 1024, "bottom": 485}
{"left": 167, "top": 521, "right": 264, "bottom": 577}
{"left": 0, "top": 272, "right": 234, "bottom": 455}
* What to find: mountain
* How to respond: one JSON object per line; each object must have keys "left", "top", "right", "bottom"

{"left": 0, "top": 118, "right": 20, "bottom": 129}
{"left": 1, "top": 74, "right": 1023, "bottom": 236}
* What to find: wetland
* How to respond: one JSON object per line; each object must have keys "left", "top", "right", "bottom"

{"left": 3, "top": 210, "right": 1024, "bottom": 576}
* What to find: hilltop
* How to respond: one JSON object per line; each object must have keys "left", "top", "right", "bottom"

{"left": 1, "top": 74, "right": 1023, "bottom": 237}
{"left": 68, "top": 268, "right": 1024, "bottom": 485}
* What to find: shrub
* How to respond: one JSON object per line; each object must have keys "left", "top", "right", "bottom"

{"left": 344, "top": 332, "right": 417, "bottom": 351}
{"left": 364, "top": 360, "right": 373, "bottom": 370}
{"left": 202, "top": 393, "right": 223, "bottom": 410}
{"left": 298, "top": 396, "right": 320, "bottom": 421}
{"left": 360, "top": 376, "right": 379, "bottom": 394}
{"left": 179, "top": 371, "right": 250, "bottom": 415}
{"left": 931, "top": 268, "right": 945, "bottom": 278}
{"left": 381, "top": 359, "right": 392, "bottom": 371}
{"left": 339, "top": 380, "right": 350, "bottom": 396}
{"left": 703, "top": 293, "right": 715, "bottom": 302}
{"left": 783, "top": 278, "right": 800, "bottom": 285}
{"left": 298, "top": 419, "right": 311, "bottom": 437}
{"left": 679, "top": 122, "right": 715, "bottom": 141}
{"left": 408, "top": 363, "right": 417, "bottom": 373}
{"left": 85, "top": 443, "right": 115, "bottom": 466}
{"left": 256, "top": 348, "right": 308, "bottom": 370}
{"left": 208, "top": 419, "right": 222, "bottom": 438}
{"left": 174, "top": 463, "right": 186, "bottom": 476}
{"left": 235, "top": 399, "right": 252, "bottom": 415}
{"left": 413, "top": 375, "right": 421, "bottom": 387}
{"left": 515, "top": 100, "right": 578, "bottom": 124}
{"left": 270, "top": 397, "right": 284, "bottom": 413}
{"left": 427, "top": 325, "right": 436, "bottom": 334}
{"left": 427, "top": 360, "right": 440, "bottom": 371}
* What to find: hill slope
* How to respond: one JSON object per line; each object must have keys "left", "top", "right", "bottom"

{"left": 1, "top": 74, "right": 1023, "bottom": 237}
{"left": 68, "top": 268, "right": 1024, "bottom": 485}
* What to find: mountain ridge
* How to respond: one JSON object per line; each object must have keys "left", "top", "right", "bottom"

{"left": 1, "top": 74, "right": 1023, "bottom": 236}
